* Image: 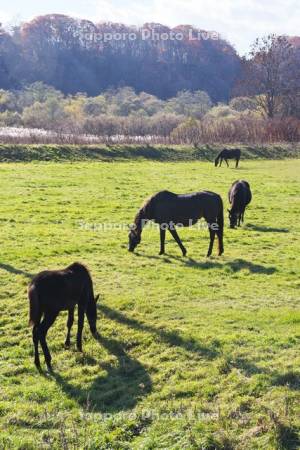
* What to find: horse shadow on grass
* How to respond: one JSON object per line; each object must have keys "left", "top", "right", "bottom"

{"left": 0, "top": 262, "right": 33, "bottom": 279}
{"left": 196, "top": 257, "right": 275, "bottom": 274}
{"left": 185, "top": 257, "right": 277, "bottom": 274}
{"left": 51, "top": 304, "right": 221, "bottom": 413}
{"left": 136, "top": 253, "right": 277, "bottom": 275}
{"left": 52, "top": 333, "right": 152, "bottom": 413}
{"left": 98, "top": 304, "right": 220, "bottom": 361}
{"left": 226, "top": 259, "right": 277, "bottom": 274}
{"left": 136, "top": 252, "right": 223, "bottom": 269}
{"left": 245, "top": 223, "right": 289, "bottom": 233}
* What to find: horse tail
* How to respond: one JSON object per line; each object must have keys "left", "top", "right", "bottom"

{"left": 28, "top": 285, "right": 40, "bottom": 327}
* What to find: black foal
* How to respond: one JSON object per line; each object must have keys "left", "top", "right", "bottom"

{"left": 28, "top": 262, "right": 99, "bottom": 370}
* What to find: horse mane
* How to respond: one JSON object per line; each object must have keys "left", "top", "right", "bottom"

{"left": 133, "top": 191, "right": 179, "bottom": 232}
{"left": 134, "top": 203, "right": 148, "bottom": 231}
{"left": 67, "top": 262, "right": 95, "bottom": 304}
{"left": 231, "top": 179, "right": 249, "bottom": 188}
{"left": 67, "top": 262, "right": 92, "bottom": 284}
{"left": 67, "top": 261, "right": 89, "bottom": 272}
{"left": 133, "top": 194, "right": 156, "bottom": 232}
{"left": 215, "top": 149, "right": 224, "bottom": 163}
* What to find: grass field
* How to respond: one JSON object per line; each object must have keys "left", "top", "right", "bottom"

{"left": 0, "top": 143, "right": 300, "bottom": 163}
{"left": 0, "top": 159, "right": 299, "bottom": 449}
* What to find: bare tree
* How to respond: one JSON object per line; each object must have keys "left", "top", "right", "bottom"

{"left": 237, "top": 34, "right": 299, "bottom": 118}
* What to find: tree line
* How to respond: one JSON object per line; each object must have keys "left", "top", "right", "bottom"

{"left": 0, "top": 15, "right": 240, "bottom": 102}
{"left": 0, "top": 25, "right": 299, "bottom": 144}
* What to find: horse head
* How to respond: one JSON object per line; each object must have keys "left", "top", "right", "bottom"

{"left": 128, "top": 224, "right": 141, "bottom": 252}
{"left": 228, "top": 209, "right": 238, "bottom": 228}
{"left": 86, "top": 293, "right": 99, "bottom": 336}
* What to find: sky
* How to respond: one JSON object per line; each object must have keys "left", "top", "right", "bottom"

{"left": 0, "top": 0, "right": 299, "bottom": 55}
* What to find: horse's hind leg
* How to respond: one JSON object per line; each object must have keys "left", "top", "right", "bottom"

{"left": 217, "top": 230, "right": 224, "bottom": 255}
{"left": 65, "top": 308, "right": 74, "bottom": 348}
{"left": 169, "top": 227, "right": 187, "bottom": 256}
{"left": 33, "top": 324, "right": 41, "bottom": 369}
{"left": 225, "top": 159, "right": 229, "bottom": 167}
{"left": 236, "top": 158, "right": 239, "bottom": 168}
{"left": 39, "top": 312, "right": 58, "bottom": 370}
{"left": 216, "top": 222, "right": 224, "bottom": 256}
{"left": 207, "top": 229, "right": 216, "bottom": 257}
{"left": 159, "top": 227, "right": 166, "bottom": 255}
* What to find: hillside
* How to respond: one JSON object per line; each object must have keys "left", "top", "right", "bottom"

{"left": 0, "top": 15, "right": 241, "bottom": 102}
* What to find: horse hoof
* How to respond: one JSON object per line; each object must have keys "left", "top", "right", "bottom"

{"left": 64, "top": 342, "right": 70, "bottom": 349}
{"left": 159, "top": 251, "right": 165, "bottom": 255}
{"left": 182, "top": 249, "right": 187, "bottom": 257}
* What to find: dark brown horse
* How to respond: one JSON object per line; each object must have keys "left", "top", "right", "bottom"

{"left": 28, "top": 262, "right": 99, "bottom": 370}
{"left": 215, "top": 149, "right": 241, "bottom": 168}
{"left": 228, "top": 180, "right": 252, "bottom": 228}
{"left": 128, "top": 190, "right": 224, "bottom": 257}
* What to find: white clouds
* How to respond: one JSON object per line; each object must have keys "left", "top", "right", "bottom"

{"left": 0, "top": 10, "right": 10, "bottom": 24}
{"left": 90, "top": 0, "right": 300, "bottom": 54}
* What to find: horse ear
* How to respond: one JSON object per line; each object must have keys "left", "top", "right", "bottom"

{"left": 95, "top": 294, "right": 100, "bottom": 303}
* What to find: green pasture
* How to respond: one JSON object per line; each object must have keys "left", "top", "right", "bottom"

{"left": 0, "top": 159, "right": 299, "bottom": 449}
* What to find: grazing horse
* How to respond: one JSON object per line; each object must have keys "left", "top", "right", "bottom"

{"left": 128, "top": 190, "right": 224, "bottom": 257}
{"left": 28, "top": 262, "right": 99, "bottom": 370}
{"left": 228, "top": 180, "right": 252, "bottom": 228}
{"left": 215, "top": 149, "right": 241, "bottom": 168}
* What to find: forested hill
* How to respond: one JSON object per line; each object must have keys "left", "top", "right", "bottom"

{"left": 0, "top": 14, "right": 241, "bottom": 101}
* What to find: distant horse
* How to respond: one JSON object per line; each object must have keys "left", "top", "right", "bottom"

{"left": 215, "top": 149, "right": 241, "bottom": 168}
{"left": 28, "top": 262, "right": 99, "bottom": 370}
{"left": 228, "top": 180, "right": 252, "bottom": 228}
{"left": 128, "top": 190, "right": 224, "bottom": 257}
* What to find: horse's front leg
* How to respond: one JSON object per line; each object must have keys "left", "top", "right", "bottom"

{"left": 169, "top": 227, "right": 187, "bottom": 256}
{"left": 236, "top": 158, "right": 239, "bottom": 168}
{"left": 225, "top": 159, "right": 229, "bottom": 167}
{"left": 76, "top": 306, "right": 85, "bottom": 352}
{"left": 219, "top": 158, "right": 223, "bottom": 166}
{"left": 207, "top": 228, "right": 216, "bottom": 257}
{"left": 159, "top": 227, "right": 166, "bottom": 255}
{"left": 65, "top": 307, "right": 74, "bottom": 348}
